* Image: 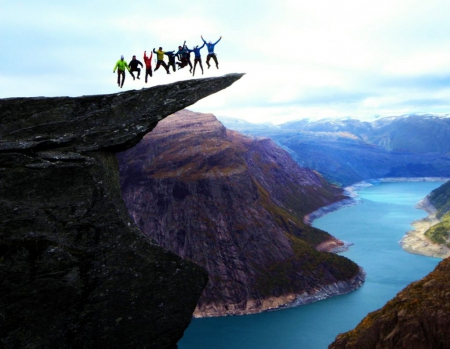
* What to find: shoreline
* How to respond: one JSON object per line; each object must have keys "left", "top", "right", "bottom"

{"left": 195, "top": 177, "right": 449, "bottom": 318}
{"left": 305, "top": 177, "right": 450, "bottom": 259}
{"left": 305, "top": 177, "right": 450, "bottom": 226}
{"left": 399, "top": 196, "right": 450, "bottom": 259}
{"left": 193, "top": 267, "right": 366, "bottom": 318}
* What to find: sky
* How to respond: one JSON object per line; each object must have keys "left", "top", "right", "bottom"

{"left": 2, "top": 0, "right": 450, "bottom": 124}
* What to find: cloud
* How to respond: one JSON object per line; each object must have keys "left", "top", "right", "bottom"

{"left": 2, "top": 0, "right": 450, "bottom": 122}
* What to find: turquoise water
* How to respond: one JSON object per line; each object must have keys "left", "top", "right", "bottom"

{"left": 178, "top": 181, "right": 443, "bottom": 349}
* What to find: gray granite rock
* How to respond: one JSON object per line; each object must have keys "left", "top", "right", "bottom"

{"left": 0, "top": 74, "right": 243, "bottom": 348}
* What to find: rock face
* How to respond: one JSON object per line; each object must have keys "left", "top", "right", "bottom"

{"left": 117, "top": 110, "right": 364, "bottom": 317}
{"left": 329, "top": 257, "right": 450, "bottom": 349}
{"left": 0, "top": 74, "right": 243, "bottom": 348}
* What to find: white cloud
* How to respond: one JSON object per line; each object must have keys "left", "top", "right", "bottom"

{"left": 2, "top": 0, "right": 450, "bottom": 122}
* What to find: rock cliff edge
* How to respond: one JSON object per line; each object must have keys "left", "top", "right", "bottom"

{"left": 0, "top": 74, "right": 243, "bottom": 348}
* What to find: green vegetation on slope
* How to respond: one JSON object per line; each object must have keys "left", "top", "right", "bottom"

{"left": 424, "top": 180, "right": 450, "bottom": 246}
{"left": 330, "top": 258, "right": 450, "bottom": 348}
{"left": 428, "top": 180, "right": 450, "bottom": 218}
{"left": 425, "top": 211, "right": 450, "bottom": 247}
{"left": 255, "top": 235, "right": 360, "bottom": 298}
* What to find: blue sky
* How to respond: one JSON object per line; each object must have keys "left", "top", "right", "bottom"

{"left": 2, "top": 0, "right": 450, "bottom": 124}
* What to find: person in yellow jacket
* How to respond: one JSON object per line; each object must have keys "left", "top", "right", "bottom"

{"left": 152, "top": 47, "right": 170, "bottom": 74}
{"left": 113, "top": 55, "right": 131, "bottom": 88}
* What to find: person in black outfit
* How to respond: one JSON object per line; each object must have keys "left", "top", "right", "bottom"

{"left": 165, "top": 50, "right": 177, "bottom": 73}
{"left": 175, "top": 41, "right": 193, "bottom": 73}
{"left": 129, "top": 55, "right": 143, "bottom": 80}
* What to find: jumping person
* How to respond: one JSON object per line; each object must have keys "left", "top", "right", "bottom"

{"left": 165, "top": 50, "right": 177, "bottom": 73}
{"left": 176, "top": 41, "right": 192, "bottom": 72}
{"left": 129, "top": 55, "right": 143, "bottom": 80}
{"left": 189, "top": 42, "right": 205, "bottom": 76}
{"left": 152, "top": 47, "right": 170, "bottom": 74}
{"left": 113, "top": 55, "right": 130, "bottom": 88}
{"left": 201, "top": 35, "right": 222, "bottom": 69}
{"left": 143, "top": 51, "right": 153, "bottom": 83}
{"left": 175, "top": 45, "right": 186, "bottom": 69}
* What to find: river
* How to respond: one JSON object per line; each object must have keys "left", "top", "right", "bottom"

{"left": 178, "top": 180, "right": 444, "bottom": 349}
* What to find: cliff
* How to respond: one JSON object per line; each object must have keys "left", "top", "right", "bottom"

{"left": 0, "top": 74, "right": 243, "bottom": 348}
{"left": 117, "top": 110, "right": 365, "bottom": 317}
{"left": 329, "top": 257, "right": 450, "bottom": 349}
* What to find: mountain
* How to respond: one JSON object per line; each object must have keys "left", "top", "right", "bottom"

{"left": 117, "top": 110, "right": 365, "bottom": 317}
{"left": 219, "top": 115, "right": 450, "bottom": 186}
{"left": 329, "top": 257, "right": 450, "bottom": 349}
{"left": 0, "top": 74, "right": 243, "bottom": 348}
{"left": 369, "top": 114, "right": 450, "bottom": 154}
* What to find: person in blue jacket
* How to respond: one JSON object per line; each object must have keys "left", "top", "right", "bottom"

{"left": 189, "top": 42, "right": 205, "bottom": 77}
{"left": 201, "top": 35, "right": 222, "bottom": 69}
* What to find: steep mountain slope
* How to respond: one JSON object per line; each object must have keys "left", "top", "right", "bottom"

{"left": 118, "top": 110, "right": 365, "bottom": 317}
{"left": 329, "top": 257, "right": 450, "bottom": 349}
{"left": 428, "top": 179, "right": 450, "bottom": 218}
{"left": 219, "top": 115, "right": 450, "bottom": 186}
{"left": 424, "top": 180, "right": 450, "bottom": 247}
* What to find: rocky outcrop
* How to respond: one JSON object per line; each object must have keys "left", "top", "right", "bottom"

{"left": 117, "top": 110, "right": 364, "bottom": 317}
{"left": 329, "top": 257, "right": 450, "bottom": 349}
{"left": 0, "top": 74, "right": 243, "bottom": 348}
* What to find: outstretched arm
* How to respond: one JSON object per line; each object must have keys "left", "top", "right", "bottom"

{"left": 201, "top": 35, "right": 206, "bottom": 44}
{"left": 214, "top": 36, "right": 222, "bottom": 45}
{"left": 152, "top": 48, "right": 157, "bottom": 54}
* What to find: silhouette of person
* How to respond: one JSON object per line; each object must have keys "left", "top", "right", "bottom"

{"left": 129, "top": 55, "right": 143, "bottom": 80}
{"left": 202, "top": 35, "right": 222, "bottom": 69}
{"left": 152, "top": 47, "right": 170, "bottom": 74}
{"left": 176, "top": 41, "right": 193, "bottom": 72}
{"left": 143, "top": 51, "right": 153, "bottom": 83}
{"left": 165, "top": 50, "right": 177, "bottom": 73}
{"left": 189, "top": 42, "right": 205, "bottom": 76}
{"left": 113, "top": 55, "right": 130, "bottom": 88}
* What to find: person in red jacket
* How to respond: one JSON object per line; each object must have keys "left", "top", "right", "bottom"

{"left": 143, "top": 51, "right": 153, "bottom": 83}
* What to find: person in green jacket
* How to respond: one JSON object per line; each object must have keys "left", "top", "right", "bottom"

{"left": 113, "top": 55, "right": 131, "bottom": 88}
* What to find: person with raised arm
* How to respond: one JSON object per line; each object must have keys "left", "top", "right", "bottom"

{"left": 201, "top": 35, "right": 222, "bottom": 69}
{"left": 189, "top": 42, "right": 205, "bottom": 76}
{"left": 143, "top": 51, "right": 153, "bottom": 83}
{"left": 152, "top": 47, "right": 171, "bottom": 74}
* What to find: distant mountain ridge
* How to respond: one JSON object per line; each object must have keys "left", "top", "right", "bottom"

{"left": 219, "top": 115, "right": 450, "bottom": 186}
{"left": 118, "top": 110, "right": 365, "bottom": 317}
